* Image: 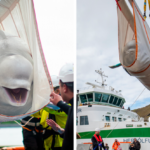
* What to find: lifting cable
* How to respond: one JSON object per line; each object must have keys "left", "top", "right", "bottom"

{"left": 105, "top": 88, "right": 145, "bottom": 138}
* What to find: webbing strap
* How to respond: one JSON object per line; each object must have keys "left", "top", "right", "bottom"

{"left": 115, "top": 0, "right": 121, "bottom": 11}
{"left": 35, "top": 127, "right": 43, "bottom": 133}
{"left": 22, "top": 126, "right": 43, "bottom": 133}
{"left": 22, "top": 126, "right": 32, "bottom": 132}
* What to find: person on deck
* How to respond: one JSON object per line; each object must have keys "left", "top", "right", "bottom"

{"left": 105, "top": 143, "right": 109, "bottom": 150}
{"left": 21, "top": 110, "right": 44, "bottom": 150}
{"left": 48, "top": 63, "right": 74, "bottom": 150}
{"left": 112, "top": 139, "right": 120, "bottom": 150}
{"left": 133, "top": 138, "right": 141, "bottom": 150}
{"left": 40, "top": 75, "right": 69, "bottom": 150}
{"left": 91, "top": 128, "right": 105, "bottom": 150}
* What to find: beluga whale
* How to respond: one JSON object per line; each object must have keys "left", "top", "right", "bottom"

{"left": 0, "top": 0, "right": 53, "bottom": 122}
{"left": 0, "top": 30, "right": 33, "bottom": 116}
{"left": 110, "top": 0, "right": 150, "bottom": 91}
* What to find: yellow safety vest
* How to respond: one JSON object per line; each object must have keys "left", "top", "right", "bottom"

{"left": 31, "top": 109, "right": 43, "bottom": 118}
{"left": 40, "top": 107, "right": 68, "bottom": 150}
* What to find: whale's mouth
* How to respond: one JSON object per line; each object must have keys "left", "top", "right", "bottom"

{"left": 4, "top": 87, "right": 28, "bottom": 104}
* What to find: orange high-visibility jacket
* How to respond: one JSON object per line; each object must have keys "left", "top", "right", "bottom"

{"left": 112, "top": 142, "right": 120, "bottom": 150}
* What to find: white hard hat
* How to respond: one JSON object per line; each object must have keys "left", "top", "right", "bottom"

{"left": 58, "top": 63, "right": 74, "bottom": 83}
{"left": 95, "top": 128, "right": 100, "bottom": 132}
{"left": 51, "top": 75, "right": 59, "bottom": 88}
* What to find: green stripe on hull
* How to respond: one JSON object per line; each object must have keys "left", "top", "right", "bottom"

{"left": 79, "top": 128, "right": 150, "bottom": 139}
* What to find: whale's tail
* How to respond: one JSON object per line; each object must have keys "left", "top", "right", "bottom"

{"left": 109, "top": 63, "right": 122, "bottom": 69}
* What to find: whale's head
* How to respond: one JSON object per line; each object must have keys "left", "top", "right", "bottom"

{"left": 0, "top": 30, "right": 33, "bottom": 116}
{"left": 122, "top": 40, "right": 136, "bottom": 66}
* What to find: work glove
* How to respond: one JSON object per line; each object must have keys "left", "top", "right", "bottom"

{"left": 98, "top": 143, "right": 102, "bottom": 147}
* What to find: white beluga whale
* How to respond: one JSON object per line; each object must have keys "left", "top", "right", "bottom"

{"left": 122, "top": 40, "right": 136, "bottom": 67}
{"left": 0, "top": 30, "right": 33, "bottom": 116}
{"left": 110, "top": 0, "right": 150, "bottom": 90}
{"left": 0, "top": 0, "right": 53, "bottom": 122}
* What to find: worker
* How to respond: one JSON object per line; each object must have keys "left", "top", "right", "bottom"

{"left": 40, "top": 75, "right": 69, "bottom": 150}
{"left": 112, "top": 139, "right": 120, "bottom": 150}
{"left": 133, "top": 138, "right": 141, "bottom": 150}
{"left": 105, "top": 143, "right": 109, "bottom": 150}
{"left": 49, "top": 63, "right": 74, "bottom": 150}
{"left": 21, "top": 110, "right": 44, "bottom": 150}
{"left": 91, "top": 128, "right": 105, "bottom": 150}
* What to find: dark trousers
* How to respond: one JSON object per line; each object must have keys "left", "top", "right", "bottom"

{"left": 93, "top": 146, "right": 102, "bottom": 150}
{"left": 22, "top": 128, "right": 45, "bottom": 150}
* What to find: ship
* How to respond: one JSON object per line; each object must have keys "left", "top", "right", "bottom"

{"left": 77, "top": 69, "right": 150, "bottom": 150}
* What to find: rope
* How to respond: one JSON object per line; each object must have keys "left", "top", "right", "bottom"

{"left": 130, "top": 88, "right": 145, "bottom": 108}
{"left": 105, "top": 88, "right": 145, "bottom": 138}
{"left": 14, "top": 117, "right": 34, "bottom": 127}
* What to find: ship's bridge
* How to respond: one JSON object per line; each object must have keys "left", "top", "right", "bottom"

{"left": 78, "top": 87, "right": 125, "bottom": 108}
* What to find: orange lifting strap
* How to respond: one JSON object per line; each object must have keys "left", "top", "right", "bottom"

{"left": 22, "top": 126, "right": 43, "bottom": 133}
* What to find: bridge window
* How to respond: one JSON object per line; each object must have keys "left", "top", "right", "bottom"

{"left": 117, "top": 98, "right": 122, "bottom": 106}
{"left": 109, "top": 95, "right": 114, "bottom": 104}
{"left": 112, "top": 117, "right": 117, "bottom": 122}
{"left": 102, "top": 94, "right": 109, "bottom": 102}
{"left": 123, "top": 118, "right": 126, "bottom": 121}
{"left": 80, "top": 94, "right": 87, "bottom": 103}
{"left": 95, "top": 93, "right": 102, "bottom": 102}
{"left": 105, "top": 116, "right": 110, "bottom": 122}
{"left": 87, "top": 93, "right": 93, "bottom": 102}
{"left": 80, "top": 116, "right": 89, "bottom": 125}
{"left": 120, "top": 101, "right": 124, "bottom": 107}
{"left": 118, "top": 118, "right": 122, "bottom": 122}
{"left": 113, "top": 97, "right": 118, "bottom": 105}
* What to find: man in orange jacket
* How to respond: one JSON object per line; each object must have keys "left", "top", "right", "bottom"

{"left": 112, "top": 139, "right": 120, "bottom": 150}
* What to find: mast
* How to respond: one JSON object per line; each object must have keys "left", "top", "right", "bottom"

{"left": 95, "top": 68, "right": 108, "bottom": 87}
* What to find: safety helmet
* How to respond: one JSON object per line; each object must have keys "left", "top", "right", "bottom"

{"left": 58, "top": 63, "right": 74, "bottom": 83}
{"left": 51, "top": 75, "right": 59, "bottom": 88}
{"left": 95, "top": 128, "right": 100, "bottom": 132}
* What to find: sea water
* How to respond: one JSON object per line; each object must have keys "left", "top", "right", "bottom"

{"left": 0, "top": 127, "right": 23, "bottom": 146}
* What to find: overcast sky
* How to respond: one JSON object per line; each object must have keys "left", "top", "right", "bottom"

{"left": 77, "top": 0, "right": 150, "bottom": 110}
{"left": 34, "top": 0, "right": 75, "bottom": 76}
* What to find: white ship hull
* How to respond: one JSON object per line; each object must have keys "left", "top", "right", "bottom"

{"left": 77, "top": 105, "right": 150, "bottom": 150}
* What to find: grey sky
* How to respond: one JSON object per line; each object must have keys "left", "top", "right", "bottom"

{"left": 34, "top": 0, "right": 75, "bottom": 76}
{"left": 77, "top": 0, "right": 150, "bottom": 109}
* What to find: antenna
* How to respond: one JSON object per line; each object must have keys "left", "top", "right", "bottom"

{"left": 86, "top": 82, "right": 102, "bottom": 88}
{"left": 95, "top": 68, "right": 108, "bottom": 87}
{"left": 110, "top": 86, "right": 115, "bottom": 91}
